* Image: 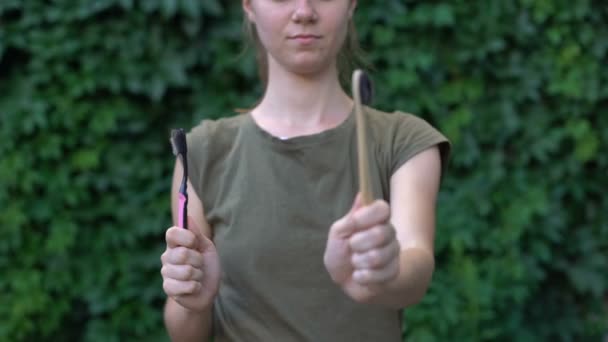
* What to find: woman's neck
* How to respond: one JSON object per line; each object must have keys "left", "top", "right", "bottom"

{"left": 251, "top": 57, "right": 353, "bottom": 137}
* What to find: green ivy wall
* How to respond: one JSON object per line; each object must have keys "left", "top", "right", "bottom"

{"left": 1, "top": 1, "right": 606, "bottom": 341}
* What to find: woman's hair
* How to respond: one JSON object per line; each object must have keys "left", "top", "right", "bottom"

{"left": 236, "top": 14, "right": 370, "bottom": 112}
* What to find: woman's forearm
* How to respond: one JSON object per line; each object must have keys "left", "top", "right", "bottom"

{"left": 368, "top": 247, "right": 435, "bottom": 309}
{"left": 164, "top": 297, "right": 213, "bottom": 342}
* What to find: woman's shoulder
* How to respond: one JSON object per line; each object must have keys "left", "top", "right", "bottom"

{"left": 364, "top": 106, "right": 443, "bottom": 137}
{"left": 365, "top": 106, "right": 427, "bottom": 125}
{"left": 190, "top": 113, "right": 248, "bottom": 136}
{"left": 187, "top": 113, "right": 249, "bottom": 144}
{"left": 364, "top": 106, "right": 451, "bottom": 174}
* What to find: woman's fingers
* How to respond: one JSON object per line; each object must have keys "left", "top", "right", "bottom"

{"left": 349, "top": 223, "right": 396, "bottom": 253}
{"left": 351, "top": 200, "right": 390, "bottom": 230}
{"left": 162, "top": 278, "right": 202, "bottom": 297}
{"left": 161, "top": 264, "right": 204, "bottom": 282}
{"left": 350, "top": 237, "right": 400, "bottom": 286}
{"left": 161, "top": 247, "right": 205, "bottom": 269}
{"left": 351, "top": 240, "right": 399, "bottom": 269}
{"left": 352, "top": 257, "right": 400, "bottom": 285}
{"left": 166, "top": 226, "right": 198, "bottom": 250}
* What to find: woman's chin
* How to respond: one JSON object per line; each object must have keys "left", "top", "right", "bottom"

{"left": 283, "top": 58, "right": 333, "bottom": 77}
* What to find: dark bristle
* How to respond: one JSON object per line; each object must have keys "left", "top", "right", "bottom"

{"left": 358, "top": 72, "right": 374, "bottom": 105}
{"left": 170, "top": 128, "right": 187, "bottom": 157}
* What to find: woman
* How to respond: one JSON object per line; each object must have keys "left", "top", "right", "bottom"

{"left": 161, "top": 0, "right": 450, "bottom": 341}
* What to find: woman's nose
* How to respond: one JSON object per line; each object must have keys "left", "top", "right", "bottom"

{"left": 292, "top": 0, "right": 318, "bottom": 23}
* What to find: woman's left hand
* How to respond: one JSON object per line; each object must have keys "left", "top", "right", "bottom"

{"left": 323, "top": 193, "right": 401, "bottom": 303}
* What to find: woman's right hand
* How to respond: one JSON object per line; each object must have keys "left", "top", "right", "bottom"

{"left": 161, "top": 216, "right": 221, "bottom": 312}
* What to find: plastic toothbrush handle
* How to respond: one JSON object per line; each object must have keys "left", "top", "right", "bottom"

{"left": 178, "top": 192, "right": 188, "bottom": 229}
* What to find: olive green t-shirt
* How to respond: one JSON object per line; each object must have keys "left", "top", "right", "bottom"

{"left": 185, "top": 107, "right": 450, "bottom": 342}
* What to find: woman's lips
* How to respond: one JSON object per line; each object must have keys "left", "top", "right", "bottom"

{"left": 290, "top": 35, "right": 321, "bottom": 44}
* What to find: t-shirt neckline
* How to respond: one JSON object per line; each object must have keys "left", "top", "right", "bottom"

{"left": 244, "top": 110, "right": 355, "bottom": 150}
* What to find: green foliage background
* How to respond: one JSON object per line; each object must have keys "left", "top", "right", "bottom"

{"left": 1, "top": 1, "right": 606, "bottom": 341}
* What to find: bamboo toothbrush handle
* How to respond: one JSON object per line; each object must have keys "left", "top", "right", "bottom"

{"left": 352, "top": 70, "right": 373, "bottom": 205}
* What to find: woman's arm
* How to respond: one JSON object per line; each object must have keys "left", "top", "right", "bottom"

{"left": 371, "top": 146, "right": 442, "bottom": 308}
{"left": 324, "top": 146, "right": 443, "bottom": 308}
{"left": 163, "top": 160, "right": 216, "bottom": 341}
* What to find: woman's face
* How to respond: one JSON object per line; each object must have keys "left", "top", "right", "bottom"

{"left": 243, "top": 0, "right": 356, "bottom": 76}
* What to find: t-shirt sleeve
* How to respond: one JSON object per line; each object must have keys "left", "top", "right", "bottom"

{"left": 185, "top": 120, "right": 211, "bottom": 205}
{"left": 390, "top": 112, "right": 451, "bottom": 180}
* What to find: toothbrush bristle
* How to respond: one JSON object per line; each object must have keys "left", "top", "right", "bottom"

{"left": 170, "top": 137, "right": 178, "bottom": 156}
{"left": 170, "top": 129, "right": 187, "bottom": 157}
{"left": 358, "top": 72, "right": 374, "bottom": 106}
